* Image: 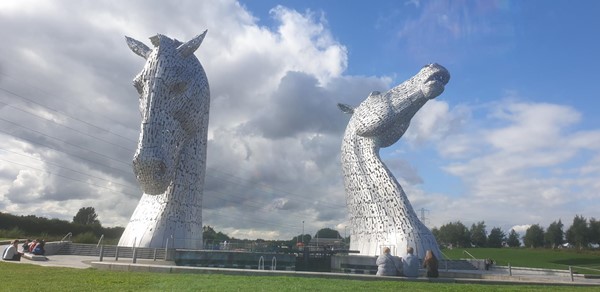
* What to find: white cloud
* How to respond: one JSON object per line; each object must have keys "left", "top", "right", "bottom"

{"left": 0, "top": 0, "right": 374, "bottom": 240}
{"left": 1, "top": 1, "right": 599, "bottom": 242}
{"left": 426, "top": 99, "right": 600, "bottom": 232}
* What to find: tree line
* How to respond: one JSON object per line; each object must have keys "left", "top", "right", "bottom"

{"left": 0, "top": 208, "right": 124, "bottom": 240}
{"left": 431, "top": 215, "right": 600, "bottom": 249}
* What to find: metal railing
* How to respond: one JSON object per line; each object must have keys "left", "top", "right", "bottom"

{"left": 463, "top": 250, "right": 476, "bottom": 259}
{"left": 96, "top": 234, "right": 104, "bottom": 248}
{"left": 60, "top": 232, "right": 72, "bottom": 242}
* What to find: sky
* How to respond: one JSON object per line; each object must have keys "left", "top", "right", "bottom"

{"left": 1, "top": 0, "right": 599, "bottom": 241}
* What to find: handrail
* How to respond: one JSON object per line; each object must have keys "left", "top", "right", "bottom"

{"left": 271, "top": 256, "right": 277, "bottom": 270}
{"left": 463, "top": 250, "right": 476, "bottom": 259}
{"left": 439, "top": 250, "right": 451, "bottom": 260}
{"left": 258, "top": 256, "right": 264, "bottom": 270}
{"left": 566, "top": 265, "right": 600, "bottom": 273}
{"left": 96, "top": 234, "right": 104, "bottom": 248}
{"left": 60, "top": 232, "right": 72, "bottom": 242}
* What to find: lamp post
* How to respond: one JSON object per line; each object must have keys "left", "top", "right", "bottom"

{"left": 302, "top": 221, "right": 305, "bottom": 244}
{"left": 344, "top": 226, "right": 348, "bottom": 248}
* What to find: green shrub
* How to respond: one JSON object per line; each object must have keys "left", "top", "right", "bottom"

{"left": 0, "top": 227, "right": 24, "bottom": 239}
{"left": 73, "top": 231, "right": 98, "bottom": 244}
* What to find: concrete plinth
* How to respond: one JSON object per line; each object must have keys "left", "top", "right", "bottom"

{"left": 174, "top": 250, "right": 296, "bottom": 271}
{"left": 331, "top": 254, "right": 379, "bottom": 274}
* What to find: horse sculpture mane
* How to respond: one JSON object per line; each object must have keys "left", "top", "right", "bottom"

{"left": 339, "top": 64, "right": 450, "bottom": 259}
{"left": 118, "top": 31, "right": 210, "bottom": 249}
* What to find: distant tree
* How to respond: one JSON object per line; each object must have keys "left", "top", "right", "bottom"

{"left": 523, "top": 224, "right": 545, "bottom": 248}
{"left": 544, "top": 219, "right": 564, "bottom": 249}
{"left": 202, "top": 225, "right": 230, "bottom": 243}
{"left": 470, "top": 221, "right": 487, "bottom": 247}
{"left": 487, "top": 227, "right": 506, "bottom": 248}
{"left": 315, "top": 228, "right": 341, "bottom": 239}
{"left": 72, "top": 207, "right": 100, "bottom": 226}
{"left": 566, "top": 215, "right": 589, "bottom": 249}
{"left": 589, "top": 218, "right": 600, "bottom": 245}
{"left": 431, "top": 227, "right": 440, "bottom": 240}
{"left": 290, "top": 234, "right": 312, "bottom": 246}
{"left": 438, "top": 221, "right": 471, "bottom": 248}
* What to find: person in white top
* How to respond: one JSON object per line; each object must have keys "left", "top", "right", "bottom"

{"left": 2, "top": 239, "right": 23, "bottom": 261}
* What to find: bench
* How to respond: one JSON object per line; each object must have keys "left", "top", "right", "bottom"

{"left": 22, "top": 253, "right": 47, "bottom": 261}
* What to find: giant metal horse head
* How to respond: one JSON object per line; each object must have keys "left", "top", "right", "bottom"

{"left": 118, "top": 31, "right": 210, "bottom": 248}
{"left": 339, "top": 63, "right": 450, "bottom": 147}
{"left": 125, "top": 31, "right": 210, "bottom": 195}
{"left": 337, "top": 63, "right": 450, "bottom": 258}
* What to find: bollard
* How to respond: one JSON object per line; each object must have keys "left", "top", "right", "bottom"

{"left": 569, "top": 266, "right": 574, "bottom": 282}
{"left": 508, "top": 263, "right": 512, "bottom": 276}
{"left": 115, "top": 246, "right": 119, "bottom": 261}
{"left": 99, "top": 245, "right": 104, "bottom": 262}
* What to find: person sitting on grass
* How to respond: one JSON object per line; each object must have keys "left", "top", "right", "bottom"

{"left": 22, "top": 239, "right": 31, "bottom": 253}
{"left": 422, "top": 250, "right": 439, "bottom": 278}
{"left": 33, "top": 240, "right": 45, "bottom": 255}
{"left": 28, "top": 239, "right": 38, "bottom": 253}
{"left": 376, "top": 247, "right": 402, "bottom": 276}
{"left": 402, "top": 247, "right": 419, "bottom": 277}
{"left": 2, "top": 240, "right": 24, "bottom": 261}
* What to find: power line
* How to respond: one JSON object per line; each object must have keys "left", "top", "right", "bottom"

{"left": 0, "top": 127, "right": 134, "bottom": 178}
{"left": 0, "top": 157, "right": 139, "bottom": 198}
{"left": 0, "top": 86, "right": 135, "bottom": 143}
{"left": 0, "top": 118, "right": 132, "bottom": 168}
{"left": 0, "top": 148, "right": 138, "bottom": 193}
{"left": 0, "top": 100, "right": 133, "bottom": 152}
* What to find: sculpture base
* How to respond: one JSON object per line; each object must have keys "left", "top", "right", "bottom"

{"left": 331, "top": 255, "right": 378, "bottom": 274}
{"left": 174, "top": 250, "right": 296, "bottom": 271}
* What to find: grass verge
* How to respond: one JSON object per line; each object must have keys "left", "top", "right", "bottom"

{"left": 0, "top": 261, "right": 598, "bottom": 291}
{"left": 442, "top": 248, "right": 600, "bottom": 275}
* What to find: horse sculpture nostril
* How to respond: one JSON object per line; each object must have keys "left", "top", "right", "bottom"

{"left": 133, "top": 155, "right": 167, "bottom": 178}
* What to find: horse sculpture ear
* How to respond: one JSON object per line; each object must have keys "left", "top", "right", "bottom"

{"left": 177, "top": 30, "right": 208, "bottom": 58}
{"left": 125, "top": 36, "right": 152, "bottom": 59}
{"left": 338, "top": 103, "right": 354, "bottom": 115}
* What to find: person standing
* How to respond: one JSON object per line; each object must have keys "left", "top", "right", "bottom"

{"left": 2, "top": 240, "right": 23, "bottom": 261}
{"left": 402, "top": 247, "right": 419, "bottom": 277}
{"left": 423, "top": 250, "right": 439, "bottom": 278}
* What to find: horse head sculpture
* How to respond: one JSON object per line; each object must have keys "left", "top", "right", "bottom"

{"left": 338, "top": 64, "right": 449, "bottom": 258}
{"left": 118, "top": 31, "right": 210, "bottom": 249}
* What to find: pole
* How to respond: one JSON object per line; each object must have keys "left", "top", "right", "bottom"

{"left": 302, "top": 221, "right": 305, "bottom": 244}
{"left": 569, "top": 266, "right": 574, "bottom": 282}
{"left": 345, "top": 226, "right": 349, "bottom": 249}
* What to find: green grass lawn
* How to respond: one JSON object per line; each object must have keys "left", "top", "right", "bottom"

{"left": 442, "top": 248, "right": 600, "bottom": 275}
{"left": 0, "top": 261, "right": 597, "bottom": 291}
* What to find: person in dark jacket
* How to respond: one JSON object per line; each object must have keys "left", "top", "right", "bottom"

{"left": 423, "top": 249, "right": 439, "bottom": 278}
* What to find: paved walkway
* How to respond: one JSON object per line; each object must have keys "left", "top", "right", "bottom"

{"left": 2, "top": 251, "right": 599, "bottom": 287}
